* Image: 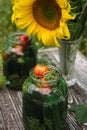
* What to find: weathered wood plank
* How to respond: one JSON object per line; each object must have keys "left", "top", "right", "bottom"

{"left": 0, "top": 87, "right": 24, "bottom": 130}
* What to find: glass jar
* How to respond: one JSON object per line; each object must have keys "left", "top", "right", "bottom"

{"left": 1, "top": 32, "right": 37, "bottom": 90}
{"left": 22, "top": 65, "right": 68, "bottom": 130}
{"left": 58, "top": 36, "right": 82, "bottom": 87}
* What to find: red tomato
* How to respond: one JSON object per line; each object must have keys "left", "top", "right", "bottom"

{"left": 19, "top": 35, "right": 30, "bottom": 48}
{"left": 33, "top": 64, "right": 49, "bottom": 77}
{"left": 19, "top": 35, "right": 29, "bottom": 42}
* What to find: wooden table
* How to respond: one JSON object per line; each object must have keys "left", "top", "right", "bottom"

{"left": 0, "top": 48, "right": 87, "bottom": 130}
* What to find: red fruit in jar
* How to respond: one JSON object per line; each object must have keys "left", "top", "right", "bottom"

{"left": 19, "top": 35, "right": 30, "bottom": 48}
{"left": 12, "top": 45, "right": 24, "bottom": 55}
{"left": 33, "top": 64, "right": 49, "bottom": 77}
{"left": 20, "top": 35, "right": 29, "bottom": 42}
{"left": 40, "top": 78, "right": 52, "bottom": 88}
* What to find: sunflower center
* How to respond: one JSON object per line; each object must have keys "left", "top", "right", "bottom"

{"left": 33, "top": 0, "right": 62, "bottom": 30}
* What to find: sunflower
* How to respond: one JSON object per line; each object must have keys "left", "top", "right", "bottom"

{"left": 12, "top": 0, "right": 75, "bottom": 46}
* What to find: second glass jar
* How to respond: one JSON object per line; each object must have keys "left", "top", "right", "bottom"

{"left": 2, "top": 32, "right": 37, "bottom": 90}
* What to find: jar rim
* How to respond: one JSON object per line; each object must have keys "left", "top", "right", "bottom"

{"left": 5, "top": 32, "right": 28, "bottom": 44}
{"left": 29, "top": 65, "right": 62, "bottom": 85}
{"left": 58, "top": 36, "right": 82, "bottom": 45}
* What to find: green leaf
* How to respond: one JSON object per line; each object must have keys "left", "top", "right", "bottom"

{"left": 70, "top": 104, "right": 87, "bottom": 123}
{"left": 58, "top": 78, "right": 68, "bottom": 97}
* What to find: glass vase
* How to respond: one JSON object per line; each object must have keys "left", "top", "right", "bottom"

{"left": 58, "top": 36, "right": 82, "bottom": 87}
{"left": 22, "top": 65, "right": 68, "bottom": 130}
{"left": 1, "top": 32, "right": 37, "bottom": 90}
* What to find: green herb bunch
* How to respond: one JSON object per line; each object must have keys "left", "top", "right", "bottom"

{"left": 25, "top": 117, "right": 52, "bottom": 130}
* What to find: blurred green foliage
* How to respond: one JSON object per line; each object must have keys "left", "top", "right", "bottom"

{"left": 0, "top": 0, "right": 87, "bottom": 57}
{"left": 79, "top": 21, "right": 87, "bottom": 57}
{"left": 0, "top": 0, "right": 18, "bottom": 48}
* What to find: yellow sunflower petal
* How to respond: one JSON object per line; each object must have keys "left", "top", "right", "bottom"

{"left": 56, "top": 27, "right": 65, "bottom": 39}
{"left": 47, "top": 32, "right": 60, "bottom": 47}
{"left": 56, "top": 0, "right": 67, "bottom": 8}
{"left": 12, "top": 3, "right": 22, "bottom": 11}
{"left": 62, "top": 9, "right": 76, "bottom": 21}
{"left": 65, "top": 3, "right": 71, "bottom": 13}
{"left": 16, "top": 15, "right": 33, "bottom": 29}
{"left": 45, "top": 32, "right": 55, "bottom": 46}
{"left": 41, "top": 31, "right": 48, "bottom": 45}
{"left": 37, "top": 29, "right": 61, "bottom": 47}
{"left": 26, "top": 20, "right": 38, "bottom": 35}
{"left": 56, "top": 22, "right": 70, "bottom": 40}
{"left": 31, "top": 23, "right": 40, "bottom": 34}
{"left": 37, "top": 27, "right": 46, "bottom": 41}
{"left": 11, "top": 0, "right": 20, "bottom": 4}
{"left": 63, "top": 23, "right": 70, "bottom": 39}
{"left": 11, "top": 14, "right": 15, "bottom": 23}
{"left": 36, "top": 29, "right": 50, "bottom": 46}
{"left": 18, "top": 0, "right": 35, "bottom": 6}
{"left": 15, "top": 9, "right": 32, "bottom": 18}
{"left": 54, "top": 36, "right": 61, "bottom": 47}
